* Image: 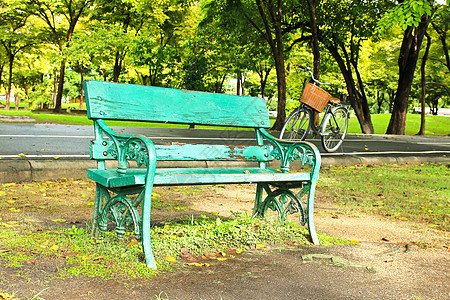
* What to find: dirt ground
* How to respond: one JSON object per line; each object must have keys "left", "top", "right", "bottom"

{"left": 1, "top": 183, "right": 449, "bottom": 300}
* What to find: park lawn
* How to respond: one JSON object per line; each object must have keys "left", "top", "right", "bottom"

{"left": 0, "top": 163, "right": 447, "bottom": 281}
{"left": 0, "top": 179, "right": 348, "bottom": 280}
{"left": 320, "top": 163, "right": 450, "bottom": 234}
{"left": 347, "top": 113, "right": 450, "bottom": 136}
{"left": 1, "top": 108, "right": 449, "bottom": 136}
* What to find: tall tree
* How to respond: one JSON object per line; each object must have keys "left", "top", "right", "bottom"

{"left": 90, "top": 0, "right": 155, "bottom": 82}
{"left": 431, "top": 3, "right": 449, "bottom": 72}
{"left": 26, "top": 0, "right": 92, "bottom": 112}
{"left": 312, "top": 0, "right": 391, "bottom": 134}
{"left": 130, "top": 1, "right": 195, "bottom": 88}
{"left": 202, "top": 0, "right": 309, "bottom": 130}
{"left": 380, "top": 0, "right": 434, "bottom": 135}
{"left": 417, "top": 32, "right": 431, "bottom": 135}
{"left": 199, "top": 1, "right": 273, "bottom": 95}
{"left": 0, "top": 1, "right": 37, "bottom": 110}
{"left": 305, "top": 0, "right": 320, "bottom": 78}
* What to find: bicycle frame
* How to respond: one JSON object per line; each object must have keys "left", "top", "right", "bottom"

{"left": 301, "top": 103, "right": 348, "bottom": 138}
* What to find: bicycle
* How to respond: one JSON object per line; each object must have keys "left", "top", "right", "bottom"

{"left": 279, "top": 65, "right": 349, "bottom": 153}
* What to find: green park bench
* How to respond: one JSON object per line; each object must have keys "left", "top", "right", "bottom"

{"left": 84, "top": 80, "right": 321, "bottom": 269}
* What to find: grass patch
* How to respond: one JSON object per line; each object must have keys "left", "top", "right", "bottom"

{"left": 0, "top": 214, "right": 348, "bottom": 280}
{"left": 2, "top": 108, "right": 449, "bottom": 136}
{"left": 0, "top": 109, "right": 251, "bottom": 131}
{"left": 347, "top": 113, "right": 450, "bottom": 136}
{"left": 320, "top": 163, "right": 450, "bottom": 231}
{"left": 0, "top": 179, "right": 348, "bottom": 280}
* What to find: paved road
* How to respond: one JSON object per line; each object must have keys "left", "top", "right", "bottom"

{"left": 1, "top": 123, "right": 449, "bottom": 159}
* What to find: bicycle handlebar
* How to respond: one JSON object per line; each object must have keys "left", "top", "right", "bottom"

{"left": 296, "top": 64, "right": 332, "bottom": 86}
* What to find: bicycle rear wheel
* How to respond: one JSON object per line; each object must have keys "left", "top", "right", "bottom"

{"left": 280, "top": 108, "right": 312, "bottom": 141}
{"left": 321, "top": 106, "right": 348, "bottom": 152}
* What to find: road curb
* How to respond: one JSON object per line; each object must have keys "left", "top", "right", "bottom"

{"left": 1, "top": 155, "right": 449, "bottom": 183}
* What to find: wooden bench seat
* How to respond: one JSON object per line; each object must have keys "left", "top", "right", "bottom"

{"left": 88, "top": 167, "right": 311, "bottom": 187}
{"left": 84, "top": 80, "right": 321, "bottom": 270}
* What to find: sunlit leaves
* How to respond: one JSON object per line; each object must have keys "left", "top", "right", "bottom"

{"left": 378, "top": 0, "right": 433, "bottom": 32}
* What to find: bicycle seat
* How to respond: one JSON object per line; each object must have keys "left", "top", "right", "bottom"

{"left": 329, "top": 97, "right": 341, "bottom": 104}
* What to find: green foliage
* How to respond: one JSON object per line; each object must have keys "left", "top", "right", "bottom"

{"left": 378, "top": 0, "right": 433, "bottom": 31}
{"left": 0, "top": 0, "right": 448, "bottom": 136}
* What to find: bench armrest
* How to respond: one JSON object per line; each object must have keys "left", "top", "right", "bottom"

{"left": 93, "top": 120, "right": 157, "bottom": 176}
{"left": 258, "top": 129, "right": 321, "bottom": 175}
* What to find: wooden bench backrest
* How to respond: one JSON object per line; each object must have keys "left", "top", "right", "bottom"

{"left": 84, "top": 80, "right": 270, "bottom": 129}
{"left": 84, "top": 81, "right": 273, "bottom": 163}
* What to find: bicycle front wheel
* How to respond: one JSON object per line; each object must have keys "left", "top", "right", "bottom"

{"left": 321, "top": 106, "right": 348, "bottom": 152}
{"left": 280, "top": 108, "right": 312, "bottom": 141}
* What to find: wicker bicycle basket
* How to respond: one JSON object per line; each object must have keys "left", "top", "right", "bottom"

{"left": 300, "top": 82, "right": 331, "bottom": 112}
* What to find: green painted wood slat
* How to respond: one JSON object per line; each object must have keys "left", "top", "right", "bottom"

{"left": 87, "top": 168, "right": 311, "bottom": 188}
{"left": 90, "top": 141, "right": 273, "bottom": 162}
{"left": 84, "top": 80, "right": 270, "bottom": 128}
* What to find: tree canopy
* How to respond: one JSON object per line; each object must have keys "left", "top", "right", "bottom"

{"left": 0, "top": 0, "right": 448, "bottom": 134}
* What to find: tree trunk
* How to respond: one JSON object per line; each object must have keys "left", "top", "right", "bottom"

{"left": 386, "top": 15, "right": 430, "bottom": 135}
{"left": 79, "top": 64, "right": 85, "bottom": 110}
{"left": 306, "top": 0, "right": 321, "bottom": 126}
{"left": 14, "top": 94, "right": 20, "bottom": 111}
{"left": 376, "top": 91, "right": 383, "bottom": 114}
{"left": 306, "top": 0, "right": 320, "bottom": 77}
{"left": 52, "top": 69, "right": 58, "bottom": 108}
{"left": 271, "top": 35, "right": 287, "bottom": 130}
{"left": 236, "top": 72, "right": 242, "bottom": 95}
{"left": 431, "top": 21, "right": 449, "bottom": 72}
{"left": 259, "top": 64, "right": 271, "bottom": 98}
{"left": 54, "top": 59, "right": 66, "bottom": 113}
{"left": 4, "top": 55, "right": 13, "bottom": 111}
{"left": 113, "top": 51, "right": 124, "bottom": 82}
{"left": 325, "top": 43, "right": 374, "bottom": 134}
{"left": 417, "top": 32, "right": 431, "bottom": 136}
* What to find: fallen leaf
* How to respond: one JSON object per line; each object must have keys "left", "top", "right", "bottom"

{"left": 25, "top": 259, "right": 36, "bottom": 265}
{"left": 180, "top": 254, "right": 198, "bottom": 262}
{"left": 63, "top": 251, "right": 79, "bottom": 258}
{"left": 126, "top": 239, "right": 138, "bottom": 247}
{"left": 224, "top": 248, "right": 237, "bottom": 256}
{"left": 203, "top": 253, "right": 217, "bottom": 260}
{"left": 165, "top": 256, "right": 177, "bottom": 263}
{"left": 51, "top": 219, "right": 66, "bottom": 223}
{"left": 17, "top": 153, "right": 27, "bottom": 157}
{"left": 50, "top": 245, "right": 59, "bottom": 251}
{"left": 285, "top": 241, "right": 300, "bottom": 247}
{"left": 236, "top": 249, "right": 245, "bottom": 254}
{"left": 255, "top": 244, "right": 265, "bottom": 250}
{"left": 217, "top": 257, "right": 227, "bottom": 261}
{"left": 187, "top": 262, "right": 210, "bottom": 267}
{"left": 7, "top": 200, "right": 15, "bottom": 204}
